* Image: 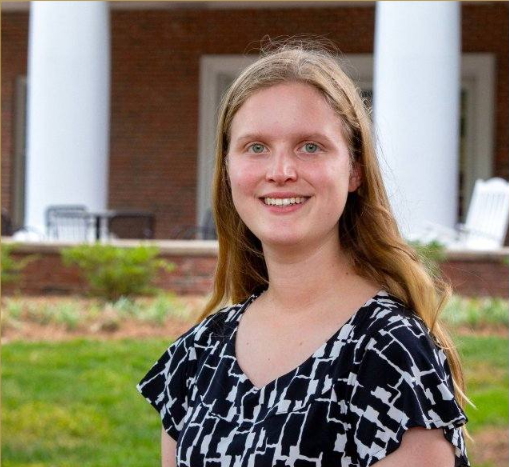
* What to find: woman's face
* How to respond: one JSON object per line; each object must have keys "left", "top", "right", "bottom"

{"left": 227, "top": 82, "right": 361, "bottom": 251}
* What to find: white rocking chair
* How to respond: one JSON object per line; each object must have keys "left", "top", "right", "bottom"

{"left": 422, "top": 177, "right": 509, "bottom": 250}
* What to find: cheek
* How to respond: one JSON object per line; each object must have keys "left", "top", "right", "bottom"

{"left": 229, "top": 172, "right": 247, "bottom": 198}
{"left": 228, "top": 161, "right": 260, "bottom": 195}
{"left": 317, "top": 164, "right": 354, "bottom": 212}
{"left": 312, "top": 163, "right": 351, "bottom": 191}
{"left": 228, "top": 168, "right": 259, "bottom": 218}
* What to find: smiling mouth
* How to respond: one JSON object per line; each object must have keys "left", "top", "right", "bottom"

{"left": 263, "top": 197, "right": 308, "bottom": 207}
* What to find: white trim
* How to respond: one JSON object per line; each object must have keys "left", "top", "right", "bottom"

{"left": 339, "top": 54, "right": 373, "bottom": 90}
{"left": 197, "top": 55, "right": 257, "bottom": 225}
{"left": 4, "top": 237, "right": 509, "bottom": 261}
{"left": 461, "top": 54, "right": 495, "bottom": 209}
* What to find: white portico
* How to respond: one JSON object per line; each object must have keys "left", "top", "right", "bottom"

{"left": 15, "top": 1, "right": 493, "bottom": 241}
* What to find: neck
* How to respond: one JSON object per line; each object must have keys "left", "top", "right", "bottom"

{"left": 261, "top": 235, "right": 358, "bottom": 315}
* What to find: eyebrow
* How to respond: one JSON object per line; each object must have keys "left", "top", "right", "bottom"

{"left": 233, "top": 132, "right": 335, "bottom": 144}
{"left": 233, "top": 133, "right": 265, "bottom": 143}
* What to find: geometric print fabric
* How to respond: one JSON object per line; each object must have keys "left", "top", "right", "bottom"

{"left": 138, "top": 290, "right": 470, "bottom": 466}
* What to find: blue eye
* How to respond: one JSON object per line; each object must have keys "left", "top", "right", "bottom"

{"left": 249, "top": 143, "right": 266, "bottom": 154}
{"left": 302, "top": 143, "right": 319, "bottom": 153}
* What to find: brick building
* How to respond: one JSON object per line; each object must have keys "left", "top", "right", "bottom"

{"left": 1, "top": 1, "right": 508, "bottom": 239}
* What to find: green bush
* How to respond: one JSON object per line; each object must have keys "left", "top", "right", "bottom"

{"left": 131, "top": 293, "right": 193, "bottom": 324}
{"left": 408, "top": 239, "right": 447, "bottom": 277}
{"left": 1, "top": 243, "right": 39, "bottom": 287}
{"left": 442, "top": 295, "right": 509, "bottom": 328}
{"left": 61, "top": 244, "right": 175, "bottom": 300}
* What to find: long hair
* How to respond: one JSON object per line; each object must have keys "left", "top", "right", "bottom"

{"left": 199, "top": 40, "right": 467, "bottom": 409}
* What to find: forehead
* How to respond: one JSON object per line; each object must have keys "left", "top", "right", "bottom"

{"left": 229, "top": 82, "right": 344, "bottom": 139}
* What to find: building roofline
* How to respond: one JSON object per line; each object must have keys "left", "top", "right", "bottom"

{"left": 2, "top": 1, "right": 375, "bottom": 13}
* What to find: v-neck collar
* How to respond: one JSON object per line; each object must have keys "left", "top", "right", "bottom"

{"left": 228, "top": 289, "right": 386, "bottom": 393}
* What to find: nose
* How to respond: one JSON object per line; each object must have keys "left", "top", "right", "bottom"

{"left": 266, "top": 150, "right": 297, "bottom": 184}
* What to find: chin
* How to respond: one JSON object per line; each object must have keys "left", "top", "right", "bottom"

{"left": 257, "top": 232, "right": 308, "bottom": 249}
{"left": 255, "top": 226, "right": 341, "bottom": 253}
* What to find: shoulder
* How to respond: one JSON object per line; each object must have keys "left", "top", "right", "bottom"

{"left": 346, "top": 293, "right": 469, "bottom": 465}
{"left": 360, "top": 292, "right": 433, "bottom": 346}
{"left": 352, "top": 292, "right": 446, "bottom": 376}
{"left": 171, "top": 299, "right": 247, "bottom": 353}
{"left": 362, "top": 292, "right": 424, "bottom": 329}
{"left": 349, "top": 292, "right": 459, "bottom": 411}
{"left": 137, "top": 299, "right": 247, "bottom": 391}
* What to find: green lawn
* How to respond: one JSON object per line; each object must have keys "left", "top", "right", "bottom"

{"left": 456, "top": 335, "right": 509, "bottom": 432}
{"left": 2, "top": 335, "right": 507, "bottom": 466}
{"left": 2, "top": 339, "right": 169, "bottom": 467}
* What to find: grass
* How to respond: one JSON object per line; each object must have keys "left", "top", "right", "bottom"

{"left": 456, "top": 334, "right": 509, "bottom": 467}
{"left": 456, "top": 335, "right": 509, "bottom": 432}
{"left": 2, "top": 333, "right": 507, "bottom": 466}
{"left": 1, "top": 339, "right": 169, "bottom": 467}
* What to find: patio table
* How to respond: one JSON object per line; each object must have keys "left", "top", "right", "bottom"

{"left": 88, "top": 210, "right": 117, "bottom": 241}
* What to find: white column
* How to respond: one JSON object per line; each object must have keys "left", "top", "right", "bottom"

{"left": 373, "top": 1, "right": 461, "bottom": 239}
{"left": 24, "top": 1, "right": 110, "bottom": 238}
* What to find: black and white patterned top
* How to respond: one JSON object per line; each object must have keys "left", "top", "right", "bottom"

{"left": 137, "top": 290, "right": 470, "bottom": 466}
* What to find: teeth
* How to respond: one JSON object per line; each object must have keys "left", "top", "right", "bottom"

{"left": 264, "top": 197, "right": 306, "bottom": 206}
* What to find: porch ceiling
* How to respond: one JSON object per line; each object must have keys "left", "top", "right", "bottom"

{"left": 1, "top": 1, "right": 374, "bottom": 12}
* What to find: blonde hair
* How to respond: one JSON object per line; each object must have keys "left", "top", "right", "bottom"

{"left": 199, "top": 40, "right": 467, "bottom": 409}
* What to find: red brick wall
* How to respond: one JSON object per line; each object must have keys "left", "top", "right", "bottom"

{"left": 1, "top": 13, "right": 29, "bottom": 218}
{"left": 2, "top": 250, "right": 217, "bottom": 296}
{"left": 2, "top": 244, "right": 507, "bottom": 298}
{"left": 441, "top": 257, "right": 509, "bottom": 298}
{"left": 2, "top": 4, "right": 508, "bottom": 237}
{"left": 153, "top": 255, "right": 216, "bottom": 295}
{"left": 109, "top": 10, "right": 202, "bottom": 237}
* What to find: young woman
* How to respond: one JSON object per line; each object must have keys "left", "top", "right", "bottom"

{"left": 138, "top": 42, "right": 470, "bottom": 467}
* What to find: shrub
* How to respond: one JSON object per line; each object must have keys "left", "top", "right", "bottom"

{"left": 134, "top": 293, "right": 193, "bottom": 324}
{"left": 61, "top": 244, "right": 175, "bottom": 301}
{"left": 106, "top": 293, "right": 194, "bottom": 324}
{"left": 408, "top": 239, "right": 447, "bottom": 277}
{"left": 45, "top": 302, "right": 82, "bottom": 331}
{"left": 442, "top": 295, "right": 509, "bottom": 328}
{"left": 1, "top": 243, "right": 39, "bottom": 288}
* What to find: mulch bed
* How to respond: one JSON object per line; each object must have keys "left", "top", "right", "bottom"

{"left": 2, "top": 294, "right": 506, "bottom": 342}
{"left": 1, "top": 295, "right": 205, "bottom": 343}
{"left": 1, "top": 317, "right": 197, "bottom": 343}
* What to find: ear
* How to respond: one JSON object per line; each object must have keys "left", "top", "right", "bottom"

{"left": 348, "top": 162, "right": 362, "bottom": 192}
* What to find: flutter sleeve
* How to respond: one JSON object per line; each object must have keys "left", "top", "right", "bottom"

{"left": 136, "top": 320, "right": 207, "bottom": 440}
{"left": 348, "top": 314, "right": 469, "bottom": 466}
